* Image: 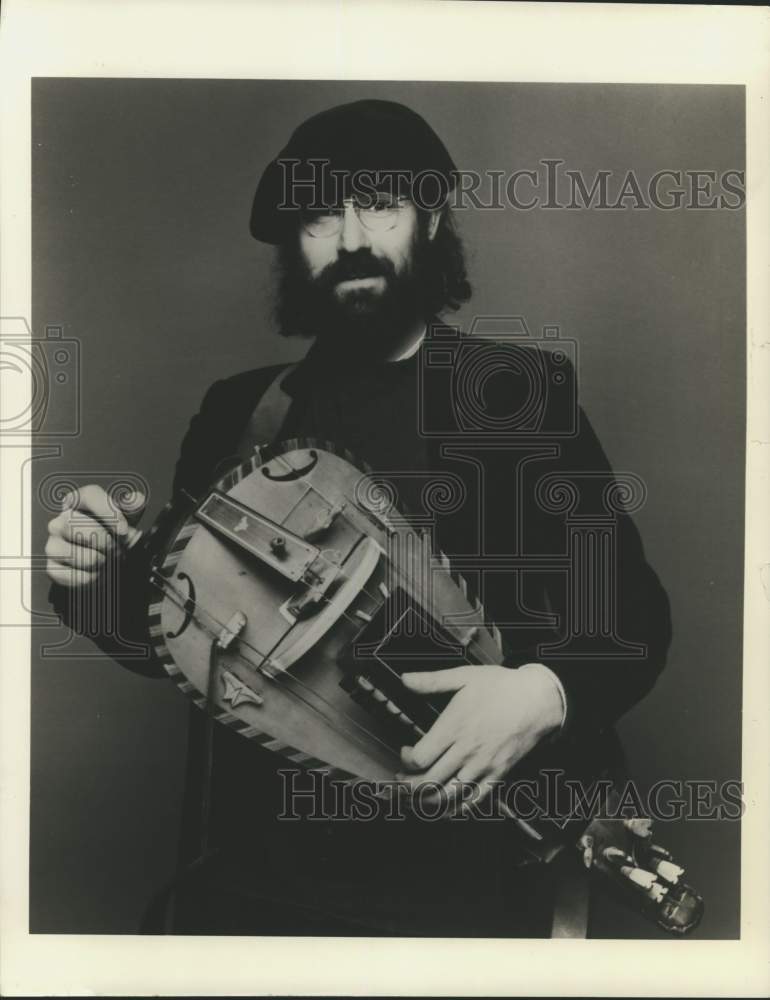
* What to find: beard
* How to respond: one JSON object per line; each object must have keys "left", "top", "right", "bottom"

{"left": 275, "top": 226, "right": 434, "bottom": 362}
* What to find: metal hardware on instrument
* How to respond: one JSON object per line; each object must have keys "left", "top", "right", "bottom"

{"left": 217, "top": 611, "right": 247, "bottom": 651}
{"left": 195, "top": 491, "right": 320, "bottom": 583}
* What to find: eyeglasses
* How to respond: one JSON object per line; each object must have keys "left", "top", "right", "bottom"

{"left": 300, "top": 195, "right": 411, "bottom": 238}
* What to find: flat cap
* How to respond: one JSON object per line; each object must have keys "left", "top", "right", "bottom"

{"left": 249, "top": 99, "right": 457, "bottom": 244}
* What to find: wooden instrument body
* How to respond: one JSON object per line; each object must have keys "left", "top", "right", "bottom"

{"left": 148, "top": 439, "right": 503, "bottom": 783}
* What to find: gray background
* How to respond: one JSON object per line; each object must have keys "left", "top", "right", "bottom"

{"left": 29, "top": 79, "right": 744, "bottom": 937}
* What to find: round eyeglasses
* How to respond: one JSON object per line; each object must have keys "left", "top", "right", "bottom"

{"left": 300, "top": 196, "right": 411, "bottom": 238}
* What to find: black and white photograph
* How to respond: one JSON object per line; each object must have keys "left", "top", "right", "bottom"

{"left": 1, "top": 1, "right": 768, "bottom": 996}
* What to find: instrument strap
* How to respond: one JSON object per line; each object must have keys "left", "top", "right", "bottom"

{"left": 236, "top": 364, "right": 298, "bottom": 462}
{"left": 196, "top": 362, "right": 299, "bottom": 866}
{"left": 550, "top": 857, "right": 591, "bottom": 938}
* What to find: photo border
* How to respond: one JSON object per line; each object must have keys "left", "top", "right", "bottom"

{"left": 1, "top": 1, "right": 768, "bottom": 995}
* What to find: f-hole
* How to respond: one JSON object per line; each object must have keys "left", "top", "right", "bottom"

{"left": 262, "top": 450, "right": 318, "bottom": 482}
{"left": 166, "top": 571, "right": 196, "bottom": 639}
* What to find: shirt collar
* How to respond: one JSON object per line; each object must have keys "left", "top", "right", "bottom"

{"left": 391, "top": 322, "right": 427, "bottom": 362}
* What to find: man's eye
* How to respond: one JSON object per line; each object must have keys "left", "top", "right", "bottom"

{"left": 363, "top": 197, "right": 398, "bottom": 214}
{"left": 310, "top": 209, "right": 341, "bottom": 220}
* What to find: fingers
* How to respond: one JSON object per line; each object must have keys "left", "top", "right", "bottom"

{"left": 395, "top": 666, "right": 530, "bottom": 815}
{"left": 47, "top": 510, "right": 117, "bottom": 554}
{"left": 48, "top": 481, "right": 147, "bottom": 548}
{"left": 45, "top": 559, "right": 101, "bottom": 588}
{"left": 61, "top": 484, "right": 131, "bottom": 535}
{"left": 45, "top": 483, "right": 142, "bottom": 589}
{"left": 401, "top": 665, "right": 475, "bottom": 696}
{"left": 45, "top": 533, "right": 106, "bottom": 571}
{"left": 396, "top": 759, "right": 498, "bottom": 815}
{"left": 399, "top": 704, "right": 459, "bottom": 772}
{"left": 397, "top": 742, "right": 467, "bottom": 792}
{"left": 60, "top": 483, "right": 147, "bottom": 533}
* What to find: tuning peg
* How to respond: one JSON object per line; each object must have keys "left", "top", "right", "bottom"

{"left": 578, "top": 833, "right": 594, "bottom": 869}
{"left": 646, "top": 882, "right": 669, "bottom": 903}
{"left": 603, "top": 846, "right": 633, "bottom": 867}
{"left": 651, "top": 859, "right": 684, "bottom": 884}
{"left": 620, "top": 864, "right": 658, "bottom": 890}
{"left": 623, "top": 817, "right": 653, "bottom": 839}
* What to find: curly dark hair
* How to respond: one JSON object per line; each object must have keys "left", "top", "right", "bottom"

{"left": 274, "top": 206, "right": 472, "bottom": 339}
{"left": 415, "top": 207, "right": 473, "bottom": 315}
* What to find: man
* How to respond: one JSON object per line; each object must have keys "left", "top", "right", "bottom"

{"left": 46, "top": 99, "right": 672, "bottom": 936}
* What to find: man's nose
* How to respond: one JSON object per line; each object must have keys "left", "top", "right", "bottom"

{"left": 338, "top": 203, "right": 370, "bottom": 253}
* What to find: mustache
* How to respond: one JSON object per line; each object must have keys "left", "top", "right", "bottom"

{"left": 317, "top": 251, "right": 396, "bottom": 288}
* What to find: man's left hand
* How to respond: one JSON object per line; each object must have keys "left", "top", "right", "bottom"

{"left": 396, "top": 663, "right": 564, "bottom": 811}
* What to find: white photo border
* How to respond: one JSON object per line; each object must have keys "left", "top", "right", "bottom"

{"left": 1, "top": 0, "right": 768, "bottom": 995}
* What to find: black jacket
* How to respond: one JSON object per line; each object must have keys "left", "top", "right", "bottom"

{"left": 50, "top": 331, "right": 672, "bottom": 878}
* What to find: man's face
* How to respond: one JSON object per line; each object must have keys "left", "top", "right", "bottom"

{"left": 275, "top": 190, "right": 442, "bottom": 355}
{"left": 298, "top": 197, "right": 422, "bottom": 317}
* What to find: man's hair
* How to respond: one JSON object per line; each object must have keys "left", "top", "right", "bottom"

{"left": 415, "top": 208, "right": 473, "bottom": 316}
{"left": 274, "top": 207, "right": 472, "bottom": 338}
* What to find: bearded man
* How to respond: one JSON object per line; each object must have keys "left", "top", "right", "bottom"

{"left": 46, "top": 99, "right": 672, "bottom": 937}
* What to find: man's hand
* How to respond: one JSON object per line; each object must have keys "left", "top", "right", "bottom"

{"left": 45, "top": 484, "right": 145, "bottom": 589}
{"left": 396, "top": 663, "right": 564, "bottom": 810}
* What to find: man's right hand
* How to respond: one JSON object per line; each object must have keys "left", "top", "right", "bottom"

{"left": 45, "top": 485, "right": 145, "bottom": 589}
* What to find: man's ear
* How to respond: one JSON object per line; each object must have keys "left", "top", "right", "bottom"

{"left": 427, "top": 209, "right": 442, "bottom": 241}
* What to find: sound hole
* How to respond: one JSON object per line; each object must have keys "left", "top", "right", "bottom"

{"left": 166, "top": 571, "right": 196, "bottom": 639}
{"left": 262, "top": 450, "right": 318, "bottom": 481}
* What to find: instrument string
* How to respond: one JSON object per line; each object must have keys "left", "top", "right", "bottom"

{"left": 153, "top": 575, "right": 401, "bottom": 762}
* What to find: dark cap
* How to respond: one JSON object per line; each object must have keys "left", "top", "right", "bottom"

{"left": 249, "top": 99, "right": 457, "bottom": 244}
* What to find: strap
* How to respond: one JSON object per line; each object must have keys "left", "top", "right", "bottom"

{"left": 550, "top": 857, "right": 591, "bottom": 938}
{"left": 187, "top": 363, "right": 297, "bottom": 885}
{"left": 236, "top": 364, "right": 297, "bottom": 460}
